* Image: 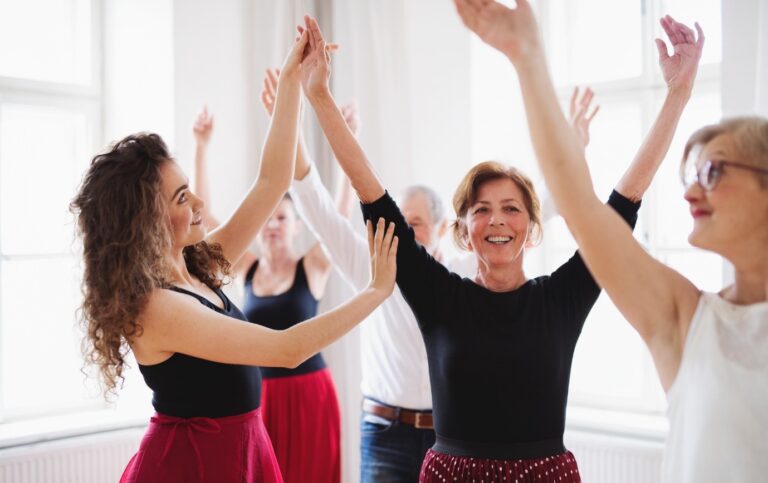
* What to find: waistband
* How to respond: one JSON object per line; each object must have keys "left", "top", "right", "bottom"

{"left": 260, "top": 352, "right": 326, "bottom": 379}
{"left": 433, "top": 434, "right": 566, "bottom": 460}
{"left": 362, "top": 398, "right": 434, "bottom": 429}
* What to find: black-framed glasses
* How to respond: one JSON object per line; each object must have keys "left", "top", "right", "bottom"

{"left": 680, "top": 159, "right": 768, "bottom": 191}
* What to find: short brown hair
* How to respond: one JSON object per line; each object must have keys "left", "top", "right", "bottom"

{"left": 451, "top": 161, "right": 542, "bottom": 250}
{"left": 682, "top": 116, "right": 768, "bottom": 186}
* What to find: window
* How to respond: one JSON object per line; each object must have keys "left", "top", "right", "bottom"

{"left": 470, "top": 0, "right": 722, "bottom": 415}
{"left": 0, "top": 0, "right": 104, "bottom": 422}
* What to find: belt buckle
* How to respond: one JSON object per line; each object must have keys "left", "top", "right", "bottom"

{"left": 414, "top": 412, "right": 431, "bottom": 429}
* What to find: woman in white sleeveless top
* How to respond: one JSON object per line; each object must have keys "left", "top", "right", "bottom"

{"left": 453, "top": 1, "right": 768, "bottom": 481}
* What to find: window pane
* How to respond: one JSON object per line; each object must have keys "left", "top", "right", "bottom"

{"left": 1, "top": 257, "right": 103, "bottom": 418}
{"left": 470, "top": 36, "right": 538, "bottom": 175}
{"left": 0, "top": 0, "right": 92, "bottom": 84}
{"left": 569, "top": 293, "right": 655, "bottom": 410}
{"left": 547, "top": 0, "right": 643, "bottom": 85}
{"left": 0, "top": 101, "right": 92, "bottom": 255}
{"left": 662, "top": 250, "right": 723, "bottom": 293}
{"left": 660, "top": 0, "right": 721, "bottom": 65}
{"left": 652, "top": 90, "right": 721, "bottom": 248}
{"left": 541, "top": 96, "right": 644, "bottom": 252}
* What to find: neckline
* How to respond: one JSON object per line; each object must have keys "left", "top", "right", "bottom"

{"left": 248, "top": 258, "right": 303, "bottom": 298}
{"left": 170, "top": 285, "right": 230, "bottom": 312}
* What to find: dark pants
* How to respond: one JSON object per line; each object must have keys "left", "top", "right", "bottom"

{"left": 360, "top": 411, "right": 436, "bottom": 483}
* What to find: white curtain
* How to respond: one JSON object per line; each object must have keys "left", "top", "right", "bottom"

{"left": 755, "top": 1, "right": 768, "bottom": 115}
{"left": 721, "top": 0, "right": 768, "bottom": 116}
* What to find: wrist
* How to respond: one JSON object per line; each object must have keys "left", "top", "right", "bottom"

{"left": 307, "top": 88, "right": 333, "bottom": 104}
{"left": 666, "top": 84, "right": 692, "bottom": 103}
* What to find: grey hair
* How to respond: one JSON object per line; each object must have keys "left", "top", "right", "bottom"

{"left": 402, "top": 185, "right": 446, "bottom": 224}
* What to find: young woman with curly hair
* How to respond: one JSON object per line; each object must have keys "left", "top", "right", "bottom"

{"left": 70, "top": 24, "right": 398, "bottom": 483}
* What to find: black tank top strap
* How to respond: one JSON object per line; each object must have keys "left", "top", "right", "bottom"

{"left": 244, "top": 259, "right": 259, "bottom": 283}
{"left": 168, "top": 285, "right": 229, "bottom": 313}
{"left": 293, "top": 257, "right": 311, "bottom": 293}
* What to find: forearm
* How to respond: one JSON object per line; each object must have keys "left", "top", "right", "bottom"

{"left": 308, "top": 91, "right": 385, "bottom": 203}
{"left": 290, "top": 164, "right": 371, "bottom": 290}
{"left": 294, "top": 130, "right": 312, "bottom": 180}
{"left": 615, "top": 89, "right": 689, "bottom": 201}
{"left": 192, "top": 143, "right": 220, "bottom": 228}
{"left": 515, "top": 54, "right": 598, "bottom": 219}
{"left": 259, "top": 79, "right": 301, "bottom": 191}
{"left": 280, "top": 287, "right": 386, "bottom": 366}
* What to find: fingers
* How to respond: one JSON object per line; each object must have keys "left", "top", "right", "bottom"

{"left": 367, "top": 220, "right": 374, "bottom": 258}
{"left": 307, "top": 15, "right": 326, "bottom": 44}
{"left": 380, "top": 220, "right": 396, "bottom": 257}
{"left": 585, "top": 104, "right": 600, "bottom": 123}
{"left": 569, "top": 87, "right": 579, "bottom": 118}
{"left": 454, "top": 0, "right": 480, "bottom": 31}
{"left": 660, "top": 16, "right": 679, "bottom": 45}
{"left": 694, "top": 22, "right": 705, "bottom": 50}
{"left": 266, "top": 69, "right": 278, "bottom": 92}
{"left": 388, "top": 235, "right": 399, "bottom": 265}
{"left": 373, "top": 218, "right": 386, "bottom": 257}
{"left": 655, "top": 38, "right": 670, "bottom": 62}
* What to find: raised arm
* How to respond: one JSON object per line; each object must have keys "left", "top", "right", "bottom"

{"left": 204, "top": 32, "right": 306, "bottom": 266}
{"left": 140, "top": 218, "right": 398, "bottom": 369}
{"left": 299, "top": 15, "right": 385, "bottom": 203}
{"left": 616, "top": 16, "right": 705, "bottom": 201}
{"left": 454, "top": 0, "right": 701, "bottom": 390}
{"left": 190, "top": 106, "right": 220, "bottom": 229}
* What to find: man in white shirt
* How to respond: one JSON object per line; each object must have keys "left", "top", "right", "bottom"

{"left": 291, "top": 154, "right": 474, "bottom": 482}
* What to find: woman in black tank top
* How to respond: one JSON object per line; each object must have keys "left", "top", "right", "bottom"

{"left": 72, "top": 22, "right": 399, "bottom": 483}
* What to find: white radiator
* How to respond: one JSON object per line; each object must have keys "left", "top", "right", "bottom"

{"left": 565, "top": 429, "right": 665, "bottom": 483}
{"left": 0, "top": 428, "right": 144, "bottom": 483}
{"left": 0, "top": 426, "right": 665, "bottom": 482}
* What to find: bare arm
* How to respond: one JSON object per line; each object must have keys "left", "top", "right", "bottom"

{"left": 138, "top": 218, "right": 398, "bottom": 368}
{"left": 299, "top": 16, "right": 385, "bottom": 203}
{"left": 454, "top": 0, "right": 701, "bottom": 389}
{"left": 616, "top": 16, "right": 705, "bottom": 201}
{"left": 190, "top": 106, "right": 221, "bottom": 229}
{"left": 205, "top": 33, "right": 306, "bottom": 266}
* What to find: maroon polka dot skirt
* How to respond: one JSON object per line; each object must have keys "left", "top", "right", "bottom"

{"left": 419, "top": 449, "right": 581, "bottom": 483}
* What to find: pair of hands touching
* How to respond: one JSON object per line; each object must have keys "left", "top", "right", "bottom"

{"left": 193, "top": 15, "right": 395, "bottom": 298}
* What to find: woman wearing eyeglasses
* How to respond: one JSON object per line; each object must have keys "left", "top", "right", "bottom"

{"left": 454, "top": 0, "right": 768, "bottom": 481}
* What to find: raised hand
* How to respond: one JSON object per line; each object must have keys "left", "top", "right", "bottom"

{"left": 298, "top": 15, "right": 334, "bottom": 98}
{"left": 656, "top": 16, "right": 704, "bottom": 93}
{"left": 260, "top": 68, "right": 280, "bottom": 117}
{"left": 453, "top": 0, "right": 542, "bottom": 64}
{"left": 341, "top": 101, "right": 361, "bottom": 136}
{"left": 193, "top": 106, "right": 214, "bottom": 146}
{"left": 367, "top": 218, "right": 398, "bottom": 295}
{"left": 280, "top": 27, "right": 310, "bottom": 77}
{"left": 569, "top": 87, "right": 599, "bottom": 153}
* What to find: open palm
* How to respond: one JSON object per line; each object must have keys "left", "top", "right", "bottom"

{"left": 299, "top": 16, "right": 333, "bottom": 98}
{"left": 656, "top": 15, "right": 704, "bottom": 92}
{"left": 454, "top": 0, "right": 540, "bottom": 62}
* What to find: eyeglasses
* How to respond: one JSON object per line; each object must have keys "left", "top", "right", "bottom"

{"left": 680, "top": 159, "right": 768, "bottom": 191}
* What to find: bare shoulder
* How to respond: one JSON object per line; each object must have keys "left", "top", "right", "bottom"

{"left": 305, "top": 242, "right": 331, "bottom": 274}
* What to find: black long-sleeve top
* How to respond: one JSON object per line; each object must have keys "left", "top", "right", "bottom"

{"left": 362, "top": 190, "right": 640, "bottom": 454}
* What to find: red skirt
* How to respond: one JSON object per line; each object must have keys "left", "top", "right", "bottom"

{"left": 261, "top": 368, "right": 341, "bottom": 483}
{"left": 120, "top": 408, "right": 282, "bottom": 483}
{"left": 420, "top": 448, "right": 581, "bottom": 483}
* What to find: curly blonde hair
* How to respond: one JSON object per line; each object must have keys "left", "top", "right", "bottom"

{"left": 70, "top": 133, "right": 230, "bottom": 398}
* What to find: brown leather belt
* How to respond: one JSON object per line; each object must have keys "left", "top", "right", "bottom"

{"left": 362, "top": 399, "right": 434, "bottom": 430}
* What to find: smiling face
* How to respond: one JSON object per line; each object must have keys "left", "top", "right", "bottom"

{"left": 159, "top": 160, "right": 207, "bottom": 249}
{"left": 684, "top": 132, "right": 768, "bottom": 257}
{"left": 464, "top": 177, "right": 534, "bottom": 268}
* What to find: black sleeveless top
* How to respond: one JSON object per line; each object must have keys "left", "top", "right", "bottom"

{"left": 242, "top": 258, "right": 325, "bottom": 378}
{"left": 138, "top": 286, "right": 262, "bottom": 418}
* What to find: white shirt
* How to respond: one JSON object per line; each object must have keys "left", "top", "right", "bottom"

{"left": 662, "top": 292, "right": 768, "bottom": 482}
{"left": 290, "top": 166, "right": 475, "bottom": 410}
